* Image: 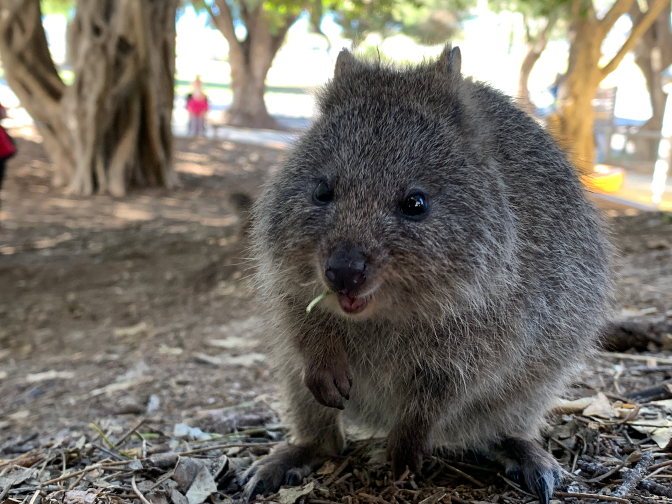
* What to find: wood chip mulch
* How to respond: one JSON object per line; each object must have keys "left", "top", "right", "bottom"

{"left": 1, "top": 346, "right": 672, "bottom": 504}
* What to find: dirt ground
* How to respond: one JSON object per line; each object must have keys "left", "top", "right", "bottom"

{"left": 1, "top": 132, "right": 672, "bottom": 502}
{"left": 0, "top": 133, "right": 284, "bottom": 439}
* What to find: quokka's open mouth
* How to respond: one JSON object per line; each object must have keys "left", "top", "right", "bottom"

{"left": 337, "top": 293, "right": 371, "bottom": 314}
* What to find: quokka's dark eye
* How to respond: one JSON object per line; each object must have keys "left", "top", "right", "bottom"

{"left": 400, "top": 191, "right": 429, "bottom": 219}
{"left": 313, "top": 180, "right": 333, "bottom": 204}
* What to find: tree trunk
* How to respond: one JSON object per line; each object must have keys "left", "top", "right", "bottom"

{"left": 630, "top": 2, "right": 672, "bottom": 160}
{"left": 0, "top": 0, "right": 177, "bottom": 196}
{"left": 0, "top": 0, "right": 74, "bottom": 184}
{"left": 550, "top": 0, "right": 669, "bottom": 175}
{"left": 552, "top": 14, "right": 603, "bottom": 174}
{"left": 209, "top": 0, "right": 297, "bottom": 130}
{"left": 517, "top": 17, "right": 555, "bottom": 115}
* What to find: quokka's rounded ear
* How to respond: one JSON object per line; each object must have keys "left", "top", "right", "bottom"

{"left": 335, "top": 49, "right": 356, "bottom": 78}
{"left": 438, "top": 44, "right": 462, "bottom": 81}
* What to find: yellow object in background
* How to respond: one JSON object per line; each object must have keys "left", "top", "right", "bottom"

{"left": 584, "top": 165, "right": 626, "bottom": 193}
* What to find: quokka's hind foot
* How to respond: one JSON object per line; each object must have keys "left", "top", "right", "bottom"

{"left": 241, "top": 443, "right": 328, "bottom": 502}
{"left": 489, "top": 437, "right": 562, "bottom": 504}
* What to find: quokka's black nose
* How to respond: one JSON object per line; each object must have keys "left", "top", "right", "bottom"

{"left": 325, "top": 245, "right": 367, "bottom": 294}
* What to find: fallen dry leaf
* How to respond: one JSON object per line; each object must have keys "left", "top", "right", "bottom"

{"left": 583, "top": 392, "right": 617, "bottom": 419}
{"left": 316, "top": 460, "right": 337, "bottom": 476}
{"left": 185, "top": 464, "right": 218, "bottom": 504}
{"left": 552, "top": 396, "right": 594, "bottom": 414}
{"left": 277, "top": 481, "right": 315, "bottom": 504}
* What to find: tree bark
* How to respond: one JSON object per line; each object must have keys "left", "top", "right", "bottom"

{"left": 549, "top": 0, "right": 669, "bottom": 174}
{"left": 208, "top": 0, "right": 297, "bottom": 130}
{"left": 629, "top": 1, "right": 672, "bottom": 160}
{"left": 0, "top": 0, "right": 74, "bottom": 185}
{"left": 517, "top": 16, "right": 556, "bottom": 115}
{"left": 0, "top": 0, "right": 177, "bottom": 195}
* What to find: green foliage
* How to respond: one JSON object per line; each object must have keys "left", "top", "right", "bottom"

{"left": 488, "top": 0, "right": 570, "bottom": 21}
{"left": 395, "top": 0, "right": 476, "bottom": 45}
{"left": 330, "top": 0, "right": 476, "bottom": 45}
{"left": 189, "top": 0, "right": 303, "bottom": 37}
{"left": 189, "top": 0, "right": 474, "bottom": 45}
{"left": 41, "top": 0, "right": 74, "bottom": 16}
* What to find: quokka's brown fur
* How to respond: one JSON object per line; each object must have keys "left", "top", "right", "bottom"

{"left": 245, "top": 44, "right": 612, "bottom": 503}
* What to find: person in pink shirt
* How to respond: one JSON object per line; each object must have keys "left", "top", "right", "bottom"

{"left": 0, "top": 102, "right": 16, "bottom": 213}
{"left": 186, "top": 86, "right": 209, "bottom": 136}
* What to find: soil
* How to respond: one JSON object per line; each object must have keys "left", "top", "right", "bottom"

{"left": 0, "top": 133, "right": 285, "bottom": 440}
{"left": 1, "top": 132, "right": 672, "bottom": 501}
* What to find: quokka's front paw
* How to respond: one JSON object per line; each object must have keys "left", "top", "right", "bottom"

{"left": 303, "top": 359, "right": 352, "bottom": 409}
{"left": 241, "top": 444, "right": 325, "bottom": 502}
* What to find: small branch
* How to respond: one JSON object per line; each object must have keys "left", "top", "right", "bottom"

{"left": 586, "top": 459, "right": 628, "bottom": 482}
{"left": 41, "top": 463, "right": 105, "bottom": 486}
{"left": 358, "top": 493, "right": 391, "bottom": 504}
{"left": 209, "top": 0, "right": 243, "bottom": 56}
{"left": 132, "top": 475, "right": 152, "bottom": 504}
{"left": 600, "top": 0, "right": 670, "bottom": 79}
{"left": 555, "top": 492, "right": 630, "bottom": 503}
{"left": 270, "top": 14, "right": 299, "bottom": 57}
{"left": 323, "top": 456, "right": 352, "bottom": 486}
{"left": 649, "top": 459, "right": 672, "bottom": 471}
{"left": 442, "top": 462, "right": 484, "bottom": 487}
{"left": 114, "top": 419, "right": 146, "bottom": 448}
{"left": 628, "top": 0, "right": 644, "bottom": 19}
{"left": 176, "top": 441, "right": 279, "bottom": 456}
{"left": 238, "top": 0, "right": 251, "bottom": 27}
{"left": 534, "top": 15, "right": 557, "bottom": 53}
{"left": 600, "top": 0, "right": 636, "bottom": 35}
{"left": 524, "top": 16, "right": 532, "bottom": 44}
{"left": 613, "top": 451, "right": 654, "bottom": 498}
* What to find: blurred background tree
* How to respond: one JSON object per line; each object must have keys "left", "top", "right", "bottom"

{"left": 196, "top": 0, "right": 476, "bottom": 130}
{"left": 194, "top": 0, "right": 302, "bottom": 129}
{"left": 332, "top": 0, "right": 474, "bottom": 47}
{"left": 489, "top": 0, "right": 569, "bottom": 114}
{"left": 0, "top": 0, "right": 667, "bottom": 194}
{"left": 494, "top": 0, "right": 668, "bottom": 174}
{"left": 552, "top": 0, "right": 668, "bottom": 174}
{"left": 629, "top": 1, "right": 672, "bottom": 160}
{"left": 0, "top": 0, "right": 177, "bottom": 195}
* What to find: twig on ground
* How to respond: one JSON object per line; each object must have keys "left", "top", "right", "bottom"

{"left": 93, "top": 443, "right": 129, "bottom": 461}
{"left": 499, "top": 474, "right": 536, "bottom": 498}
{"left": 587, "top": 460, "right": 629, "bottom": 483}
{"left": 40, "top": 460, "right": 135, "bottom": 486}
{"left": 0, "top": 480, "right": 13, "bottom": 501}
{"left": 131, "top": 474, "right": 152, "bottom": 504}
{"left": 555, "top": 491, "right": 630, "bottom": 503}
{"left": 324, "top": 457, "right": 352, "bottom": 486}
{"left": 358, "top": 493, "right": 391, "bottom": 504}
{"left": 613, "top": 451, "right": 654, "bottom": 498}
{"left": 176, "top": 441, "right": 279, "bottom": 456}
{"left": 638, "top": 478, "right": 672, "bottom": 498}
{"left": 333, "top": 472, "right": 352, "bottom": 486}
{"left": 114, "top": 418, "right": 146, "bottom": 448}
{"left": 450, "top": 497, "right": 471, "bottom": 504}
{"left": 649, "top": 459, "right": 672, "bottom": 471}
{"left": 442, "top": 463, "right": 484, "bottom": 487}
{"left": 66, "top": 470, "right": 86, "bottom": 490}
{"left": 394, "top": 468, "right": 410, "bottom": 485}
{"left": 603, "top": 353, "right": 672, "bottom": 365}
{"left": 28, "top": 489, "right": 40, "bottom": 504}
{"left": 550, "top": 437, "right": 577, "bottom": 455}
